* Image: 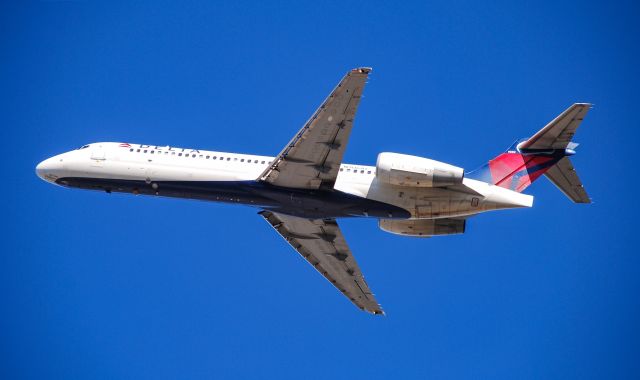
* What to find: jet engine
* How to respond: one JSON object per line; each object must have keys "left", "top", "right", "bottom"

{"left": 376, "top": 152, "right": 464, "bottom": 187}
{"left": 379, "top": 218, "right": 465, "bottom": 237}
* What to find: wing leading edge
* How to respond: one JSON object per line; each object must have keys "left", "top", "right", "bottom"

{"left": 259, "top": 67, "right": 371, "bottom": 189}
{"left": 259, "top": 210, "right": 384, "bottom": 315}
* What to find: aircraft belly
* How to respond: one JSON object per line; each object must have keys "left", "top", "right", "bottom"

{"left": 54, "top": 177, "right": 411, "bottom": 219}
{"left": 54, "top": 161, "right": 498, "bottom": 220}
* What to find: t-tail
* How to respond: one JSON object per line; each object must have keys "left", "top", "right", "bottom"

{"left": 467, "top": 103, "right": 592, "bottom": 203}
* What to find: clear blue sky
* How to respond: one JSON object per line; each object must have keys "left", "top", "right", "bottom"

{"left": 2, "top": 1, "right": 639, "bottom": 379}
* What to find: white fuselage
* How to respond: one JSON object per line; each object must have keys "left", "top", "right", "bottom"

{"left": 36, "top": 142, "right": 533, "bottom": 219}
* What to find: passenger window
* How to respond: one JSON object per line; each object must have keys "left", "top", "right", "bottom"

{"left": 178, "top": 153, "right": 182, "bottom": 156}
{"left": 261, "top": 161, "right": 265, "bottom": 164}
{"left": 171, "top": 152, "right": 175, "bottom": 155}
{"left": 164, "top": 151, "right": 168, "bottom": 155}
{"left": 340, "top": 168, "right": 343, "bottom": 172}
{"left": 367, "top": 171, "right": 371, "bottom": 174}
{"left": 227, "top": 157, "right": 231, "bottom": 161}
{"left": 199, "top": 155, "right": 203, "bottom": 158}
{"left": 150, "top": 151, "right": 155, "bottom": 154}
{"left": 254, "top": 160, "right": 258, "bottom": 163}
{"left": 240, "top": 159, "right": 244, "bottom": 162}
{"left": 206, "top": 155, "right": 210, "bottom": 159}
{"left": 143, "top": 150, "right": 148, "bottom": 153}
{"left": 137, "top": 149, "right": 140, "bottom": 152}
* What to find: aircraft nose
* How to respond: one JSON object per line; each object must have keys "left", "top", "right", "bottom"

{"left": 36, "top": 156, "right": 64, "bottom": 182}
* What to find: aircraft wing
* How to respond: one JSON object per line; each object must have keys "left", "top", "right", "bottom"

{"left": 259, "top": 67, "right": 371, "bottom": 189}
{"left": 519, "top": 103, "right": 591, "bottom": 150}
{"left": 259, "top": 210, "right": 384, "bottom": 314}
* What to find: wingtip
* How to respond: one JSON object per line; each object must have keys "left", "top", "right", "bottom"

{"left": 352, "top": 67, "right": 372, "bottom": 74}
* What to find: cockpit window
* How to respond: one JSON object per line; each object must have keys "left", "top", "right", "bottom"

{"left": 78, "top": 144, "right": 90, "bottom": 150}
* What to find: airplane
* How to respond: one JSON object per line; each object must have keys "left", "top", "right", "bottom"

{"left": 36, "top": 67, "right": 591, "bottom": 315}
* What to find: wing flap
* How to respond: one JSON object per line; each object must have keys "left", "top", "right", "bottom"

{"left": 259, "top": 210, "right": 384, "bottom": 314}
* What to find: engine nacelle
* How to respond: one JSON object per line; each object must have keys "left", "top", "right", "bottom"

{"left": 379, "top": 218, "right": 465, "bottom": 237}
{"left": 376, "top": 152, "right": 464, "bottom": 187}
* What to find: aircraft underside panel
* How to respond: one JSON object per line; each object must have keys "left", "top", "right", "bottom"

{"left": 55, "top": 177, "right": 412, "bottom": 220}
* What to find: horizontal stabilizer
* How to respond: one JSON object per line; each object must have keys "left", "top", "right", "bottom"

{"left": 544, "top": 157, "right": 591, "bottom": 203}
{"left": 519, "top": 103, "right": 591, "bottom": 150}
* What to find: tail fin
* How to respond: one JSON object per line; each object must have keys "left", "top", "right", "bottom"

{"left": 467, "top": 103, "right": 591, "bottom": 203}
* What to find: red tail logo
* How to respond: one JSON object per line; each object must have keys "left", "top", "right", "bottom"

{"left": 488, "top": 153, "right": 559, "bottom": 192}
